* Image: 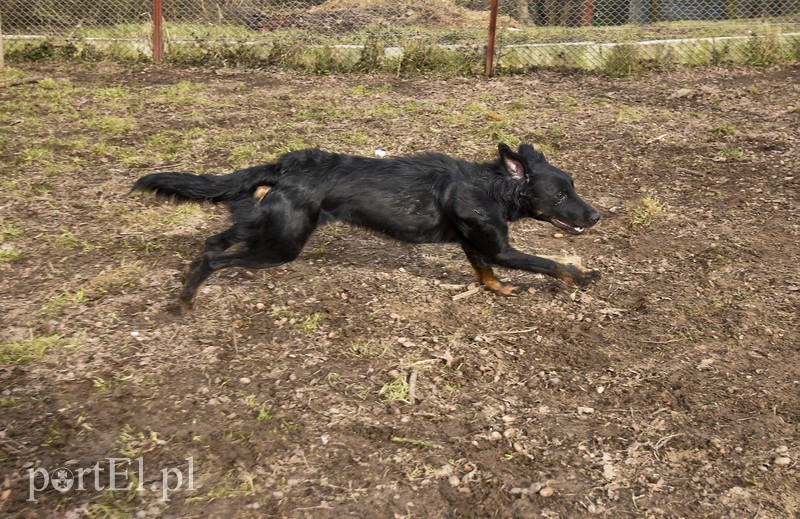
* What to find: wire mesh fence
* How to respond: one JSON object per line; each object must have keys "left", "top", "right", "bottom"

{"left": 493, "top": 0, "right": 800, "bottom": 73}
{"left": 1, "top": 1, "right": 798, "bottom": 74}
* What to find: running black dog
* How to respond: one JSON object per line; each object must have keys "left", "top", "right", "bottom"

{"left": 132, "top": 143, "right": 601, "bottom": 306}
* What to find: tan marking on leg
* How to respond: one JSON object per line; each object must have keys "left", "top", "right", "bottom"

{"left": 554, "top": 264, "right": 600, "bottom": 287}
{"left": 554, "top": 268, "right": 579, "bottom": 286}
{"left": 254, "top": 185, "right": 271, "bottom": 201}
{"left": 473, "top": 266, "right": 518, "bottom": 296}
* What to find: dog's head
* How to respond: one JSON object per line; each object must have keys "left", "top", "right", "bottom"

{"left": 499, "top": 143, "right": 600, "bottom": 234}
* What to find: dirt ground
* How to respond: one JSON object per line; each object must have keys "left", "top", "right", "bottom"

{"left": 0, "top": 62, "right": 798, "bottom": 518}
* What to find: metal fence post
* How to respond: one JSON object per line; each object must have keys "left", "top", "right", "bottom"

{"left": 153, "top": 0, "right": 163, "bottom": 63}
{"left": 582, "top": 0, "right": 595, "bottom": 26}
{"left": 485, "top": 0, "right": 499, "bottom": 77}
{"left": 0, "top": 12, "right": 5, "bottom": 71}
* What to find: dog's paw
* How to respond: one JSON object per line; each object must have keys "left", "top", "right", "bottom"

{"left": 576, "top": 268, "right": 601, "bottom": 287}
{"left": 165, "top": 300, "right": 189, "bottom": 316}
{"left": 177, "top": 289, "right": 197, "bottom": 309}
{"left": 556, "top": 265, "right": 601, "bottom": 287}
{"left": 494, "top": 283, "right": 521, "bottom": 296}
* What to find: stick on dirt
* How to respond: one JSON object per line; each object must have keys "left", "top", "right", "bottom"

{"left": 407, "top": 369, "right": 419, "bottom": 405}
{"left": 1, "top": 77, "right": 45, "bottom": 88}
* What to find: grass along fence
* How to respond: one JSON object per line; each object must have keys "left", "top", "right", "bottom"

{"left": 4, "top": 25, "right": 798, "bottom": 76}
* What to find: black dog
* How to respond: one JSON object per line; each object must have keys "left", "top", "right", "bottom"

{"left": 132, "top": 143, "right": 601, "bottom": 306}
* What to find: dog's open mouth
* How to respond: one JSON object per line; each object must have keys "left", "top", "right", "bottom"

{"left": 549, "top": 217, "right": 585, "bottom": 235}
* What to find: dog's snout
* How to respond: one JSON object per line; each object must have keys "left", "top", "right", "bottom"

{"left": 589, "top": 212, "right": 601, "bottom": 225}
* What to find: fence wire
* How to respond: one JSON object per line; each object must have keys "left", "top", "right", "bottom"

{"left": 493, "top": 0, "right": 800, "bottom": 73}
{"left": 2, "top": 1, "right": 799, "bottom": 73}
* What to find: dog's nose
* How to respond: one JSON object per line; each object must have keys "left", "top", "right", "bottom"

{"left": 589, "top": 212, "right": 601, "bottom": 225}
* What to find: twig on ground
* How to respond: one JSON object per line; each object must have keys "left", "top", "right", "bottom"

{"left": 646, "top": 133, "right": 668, "bottom": 144}
{"left": 452, "top": 286, "right": 480, "bottom": 301}
{"left": 407, "top": 368, "right": 418, "bottom": 405}
{"left": 0, "top": 77, "right": 44, "bottom": 88}
{"left": 484, "top": 327, "right": 538, "bottom": 336}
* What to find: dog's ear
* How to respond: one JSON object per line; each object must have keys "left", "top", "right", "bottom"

{"left": 498, "top": 143, "right": 526, "bottom": 181}
{"left": 518, "top": 143, "right": 545, "bottom": 162}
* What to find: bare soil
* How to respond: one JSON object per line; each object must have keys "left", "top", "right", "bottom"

{"left": 0, "top": 62, "right": 798, "bottom": 518}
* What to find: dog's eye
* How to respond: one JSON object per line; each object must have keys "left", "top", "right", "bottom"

{"left": 555, "top": 192, "right": 567, "bottom": 204}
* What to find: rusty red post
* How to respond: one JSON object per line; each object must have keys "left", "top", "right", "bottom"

{"left": 581, "top": 0, "right": 595, "bottom": 27}
{"left": 153, "top": 0, "right": 164, "bottom": 63}
{"left": 485, "top": 0, "right": 499, "bottom": 77}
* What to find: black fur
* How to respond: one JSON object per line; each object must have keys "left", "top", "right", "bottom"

{"left": 132, "top": 143, "right": 601, "bottom": 306}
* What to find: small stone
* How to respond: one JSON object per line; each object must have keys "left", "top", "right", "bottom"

{"left": 510, "top": 487, "right": 528, "bottom": 495}
{"left": 490, "top": 431, "right": 503, "bottom": 441}
{"left": 697, "top": 358, "right": 714, "bottom": 370}
{"left": 775, "top": 445, "right": 788, "bottom": 454}
{"left": 255, "top": 303, "right": 265, "bottom": 310}
{"left": 596, "top": 386, "right": 605, "bottom": 394}
{"left": 577, "top": 406, "right": 595, "bottom": 415}
{"left": 553, "top": 233, "right": 564, "bottom": 239}
{"left": 671, "top": 87, "right": 694, "bottom": 99}
{"left": 539, "top": 486, "right": 554, "bottom": 497}
{"left": 239, "top": 377, "right": 251, "bottom": 384}
{"left": 448, "top": 475, "right": 460, "bottom": 487}
{"left": 773, "top": 457, "right": 792, "bottom": 466}
{"left": 272, "top": 491, "right": 284, "bottom": 499}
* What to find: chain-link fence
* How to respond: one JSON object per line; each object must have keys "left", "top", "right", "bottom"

{"left": 493, "top": 0, "right": 800, "bottom": 74}
{"left": 1, "top": 1, "right": 798, "bottom": 74}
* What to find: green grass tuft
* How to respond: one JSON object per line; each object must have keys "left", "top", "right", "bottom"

{"left": 0, "top": 334, "right": 63, "bottom": 364}
{"left": 625, "top": 196, "right": 667, "bottom": 227}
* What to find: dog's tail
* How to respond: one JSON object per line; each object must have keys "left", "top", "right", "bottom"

{"left": 131, "top": 164, "right": 281, "bottom": 203}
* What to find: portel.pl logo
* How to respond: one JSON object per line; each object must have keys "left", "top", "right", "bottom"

{"left": 28, "top": 457, "right": 194, "bottom": 502}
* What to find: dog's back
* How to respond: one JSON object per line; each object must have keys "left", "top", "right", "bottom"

{"left": 266, "top": 149, "right": 495, "bottom": 242}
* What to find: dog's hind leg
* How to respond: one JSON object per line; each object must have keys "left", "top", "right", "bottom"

{"left": 180, "top": 192, "right": 318, "bottom": 306}
{"left": 461, "top": 244, "right": 520, "bottom": 296}
{"left": 181, "top": 231, "right": 314, "bottom": 306}
{"left": 204, "top": 226, "right": 240, "bottom": 252}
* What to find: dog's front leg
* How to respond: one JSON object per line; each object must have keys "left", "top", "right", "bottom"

{"left": 461, "top": 244, "right": 520, "bottom": 296}
{"left": 493, "top": 248, "right": 600, "bottom": 287}
{"left": 456, "top": 213, "right": 599, "bottom": 291}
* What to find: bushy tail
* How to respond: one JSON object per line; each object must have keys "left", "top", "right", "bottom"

{"left": 131, "top": 163, "right": 281, "bottom": 203}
